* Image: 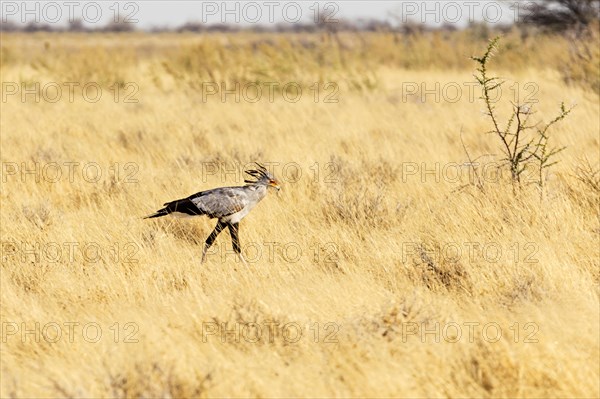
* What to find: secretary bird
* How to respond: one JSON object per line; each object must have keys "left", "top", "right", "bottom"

{"left": 145, "top": 163, "right": 280, "bottom": 264}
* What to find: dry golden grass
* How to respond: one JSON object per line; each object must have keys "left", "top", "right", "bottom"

{"left": 1, "top": 30, "right": 599, "bottom": 398}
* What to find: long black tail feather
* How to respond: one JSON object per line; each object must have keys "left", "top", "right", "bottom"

{"left": 144, "top": 198, "right": 204, "bottom": 219}
{"left": 144, "top": 208, "right": 170, "bottom": 219}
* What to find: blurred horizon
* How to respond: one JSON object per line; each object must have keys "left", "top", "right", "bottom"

{"left": 1, "top": 0, "right": 523, "bottom": 32}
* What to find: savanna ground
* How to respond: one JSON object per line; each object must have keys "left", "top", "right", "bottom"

{"left": 1, "top": 27, "right": 599, "bottom": 397}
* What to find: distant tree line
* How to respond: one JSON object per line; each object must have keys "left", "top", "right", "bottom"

{"left": 0, "top": 18, "right": 136, "bottom": 33}
{"left": 1, "top": 0, "right": 597, "bottom": 33}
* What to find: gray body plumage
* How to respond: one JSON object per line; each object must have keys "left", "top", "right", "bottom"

{"left": 188, "top": 184, "right": 268, "bottom": 223}
{"left": 145, "top": 163, "right": 280, "bottom": 263}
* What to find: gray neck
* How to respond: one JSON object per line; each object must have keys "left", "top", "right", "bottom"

{"left": 245, "top": 183, "right": 268, "bottom": 201}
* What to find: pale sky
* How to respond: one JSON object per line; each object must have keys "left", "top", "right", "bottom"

{"left": 1, "top": 1, "right": 522, "bottom": 29}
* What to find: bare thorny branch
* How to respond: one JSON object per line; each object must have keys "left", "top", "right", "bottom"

{"left": 470, "top": 37, "right": 573, "bottom": 198}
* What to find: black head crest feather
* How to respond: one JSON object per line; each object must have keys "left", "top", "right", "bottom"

{"left": 244, "top": 163, "right": 271, "bottom": 184}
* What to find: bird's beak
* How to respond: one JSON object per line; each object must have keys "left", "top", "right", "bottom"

{"left": 269, "top": 180, "right": 281, "bottom": 191}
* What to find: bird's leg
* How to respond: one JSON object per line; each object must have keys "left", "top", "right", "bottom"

{"left": 201, "top": 221, "right": 225, "bottom": 264}
{"left": 228, "top": 222, "right": 247, "bottom": 266}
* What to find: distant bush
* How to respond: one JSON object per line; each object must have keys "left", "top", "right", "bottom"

{"left": 522, "top": 0, "right": 600, "bottom": 32}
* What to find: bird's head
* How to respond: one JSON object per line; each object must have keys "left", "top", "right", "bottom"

{"left": 244, "top": 163, "right": 281, "bottom": 191}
